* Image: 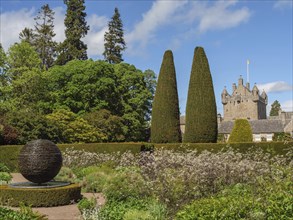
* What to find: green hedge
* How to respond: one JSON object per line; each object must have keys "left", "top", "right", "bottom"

{"left": 1, "top": 142, "right": 292, "bottom": 172}
{"left": 0, "top": 183, "right": 81, "bottom": 207}
{"left": 154, "top": 141, "right": 293, "bottom": 156}
{"left": 0, "top": 143, "right": 144, "bottom": 172}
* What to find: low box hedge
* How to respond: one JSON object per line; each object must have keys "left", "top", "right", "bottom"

{"left": 0, "top": 183, "right": 81, "bottom": 207}
{"left": 154, "top": 141, "right": 293, "bottom": 156}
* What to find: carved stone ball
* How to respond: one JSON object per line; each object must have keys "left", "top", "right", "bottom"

{"left": 19, "top": 139, "right": 62, "bottom": 184}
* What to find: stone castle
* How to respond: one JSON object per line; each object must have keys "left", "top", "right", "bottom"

{"left": 221, "top": 75, "right": 267, "bottom": 121}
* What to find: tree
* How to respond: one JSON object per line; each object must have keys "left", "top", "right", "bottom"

{"left": 0, "top": 44, "right": 8, "bottom": 86}
{"left": 103, "top": 7, "right": 126, "bottom": 64}
{"left": 6, "top": 41, "right": 41, "bottom": 80}
{"left": 19, "top": 27, "right": 36, "bottom": 45}
{"left": 151, "top": 50, "right": 181, "bottom": 143}
{"left": 184, "top": 47, "right": 217, "bottom": 143}
{"left": 34, "top": 4, "right": 57, "bottom": 69}
{"left": 55, "top": 0, "right": 89, "bottom": 65}
{"left": 270, "top": 100, "right": 281, "bottom": 116}
{"left": 228, "top": 119, "right": 253, "bottom": 143}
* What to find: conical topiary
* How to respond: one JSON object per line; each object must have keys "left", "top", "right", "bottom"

{"left": 228, "top": 119, "right": 253, "bottom": 143}
{"left": 184, "top": 47, "right": 217, "bottom": 143}
{"left": 151, "top": 50, "right": 181, "bottom": 143}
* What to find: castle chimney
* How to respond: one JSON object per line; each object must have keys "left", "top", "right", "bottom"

{"left": 238, "top": 75, "right": 243, "bottom": 86}
{"left": 232, "top": 83, "right": 237, "bottom": 92}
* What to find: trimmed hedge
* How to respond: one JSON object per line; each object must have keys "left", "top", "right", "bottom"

{"left": 184, "top": 47, "right": 217, "bottom": 143}
{"left": 0, "top": 143, "right": 144, "bottom": 172}
{"left": 154, "top": 142, "right": 293, "bottom": 156}
{"left": 0, "top": 183, "right": 81, "bottom": 207}
{"left": 1, "top": 142, "right": 292, "bottom": 172}
{"left": 151, "top": 50, "right": 182, "bottom": 143}
{"left": 228, "top": 119, "right": 253, "bottom": 143}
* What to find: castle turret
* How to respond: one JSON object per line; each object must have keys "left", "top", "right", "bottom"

{"left": 261, "top": 90, "right": 268, "bottom": 104}
{"left": 252, "top": 84, "right": 259, "bottom": 101}
{"left": 246, "top": 82, "right": 250, "bottom": 90}
{"left": 221, "top": 87, "right": 229, "bottom": 104}
{"left": 238, "top": 75, "right": 243, "bottom": 86}
{"left": 232, "top": 83, "right": 237, "bottom": 92}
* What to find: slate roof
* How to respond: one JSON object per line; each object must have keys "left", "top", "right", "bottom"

{"left": 218, "top": 119, "right": 285, "bottom": 134}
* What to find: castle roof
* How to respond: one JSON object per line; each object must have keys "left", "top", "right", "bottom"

{"left": 218, "top": 119, "right": 285, "bottom": 134}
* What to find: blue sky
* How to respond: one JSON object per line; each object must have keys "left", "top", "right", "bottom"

{"left": 1, "top": 0, "right": 292, "bottom": 115}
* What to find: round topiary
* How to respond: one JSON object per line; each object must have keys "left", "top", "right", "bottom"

{"left": 228, "top": 119, "right": 253, "bottom": 143}
{"left": 18, "top": 139, "right": 62, "bottom": 184}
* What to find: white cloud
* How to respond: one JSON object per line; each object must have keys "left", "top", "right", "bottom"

{"left": 125, "top": 0, "right": 188, "bottom": 54}
{"left": 281, "top": 100, "right": 293, "bottom": 112}
{"left": 197, "top": 1, "right": 251, "bottom": 33}
{"left": 257, "top": 81, "right": 293, "bottom": 93}
{"left": 0, "top": 6, "right": 108, "bottom": 57}
{"left": 273, "top": 0, "right": 293, "bottom": 10}
{"left": 0, "top": 8, "right": 36, "bottom": 50}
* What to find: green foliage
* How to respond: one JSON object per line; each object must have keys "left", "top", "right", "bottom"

{"left": 56, "top": 0, "right": 89, "bottom": 65}
{"left": 0, "top": 183, "right": 81, "bottom": 207}
{"left": 19, "top": 27, "right": 36, "bottom": 45}
{"left": 83, "top": 109, "right": 125, "bottom": 142}
{"left": 103, "top": 167, "right": 150, "bottom": 201}
{"left": 0, "top": 205, "right": 48, "bottom": 220}
{"left": 34, "top": 4, "right": 57, "bottom": 69}
{"left": 228, "top": 119, "right": 253, "bottom": 143}
{"left": 123, "top": 209, "right": 153, "bottom": 220}
{"left": 55, "top": 167, "right": 77, "bottom": 183}
{"left": 273, "top": 132, "right": 292, "bottom": 141}
{"left": 151, "top": 50, "right": 181, "bottom": 143}
{"left": 103, "top": 7, "right": 126, "bottom": 64}
{"left": 184, "top": 47, "right": 217, "bottom": 143}
{"left": 270, "top": 100, "right": 281, "bottom": 116}
{"left": 78, "top": 197, "right": 97, "bottom": 213}
{"left": 0, "top": 163, "right": 10, "bottom": 173}
{"left": 6, "top": 41, "right": 41, "bottom": 80}
{"left": 176, "top": 180, "right": 293, "bottom": 220}
{"left": 46, "top": 109, "right": 103, "bottom": 143}
{"left": 0, "top": 172, "right": 12, "bottom": 184}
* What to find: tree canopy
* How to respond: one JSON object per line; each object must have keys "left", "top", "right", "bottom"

{"left": 228, "top": 119, "right": 253, "bottom": 143}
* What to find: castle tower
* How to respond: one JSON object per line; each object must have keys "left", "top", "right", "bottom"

{"left": 221, "top": 76, "right": 267, "bottom": 121}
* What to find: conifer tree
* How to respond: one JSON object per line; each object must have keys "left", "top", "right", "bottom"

{"left": 270, "top": 100, "right": 281, "bottom": 116}
{"left": 184, "top": 47, "right": 217, "bottom": 143}
{"left": 103, "top": 7, "right": 126, "bottom": 64}
{"left": 151, "top": 50, "right": 181, "bottom": 143}
{"left": 56, "top": 0, "right": 89, "bottom": 65}
{"left": 228, "top": 119, "right": 253, "bottom": 143}
{"left": 34, "top": 4, "right": 57, "bottom": 69}
{"left": 19, "top": 28, "right": 36, "bottom": 45}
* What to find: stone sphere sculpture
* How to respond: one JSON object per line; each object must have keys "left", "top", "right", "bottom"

{"left": 19, "top": 139, "right": 62, "bottom": 184}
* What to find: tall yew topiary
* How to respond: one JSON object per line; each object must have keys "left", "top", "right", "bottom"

{"left": 151, "top": 50, "right": 181, "bottom": 143}
{"left": 228, "top": 119, "right": 253, "bottom": 143}
{"left": 184, "top": 47, "right": 217, "bottom": 143}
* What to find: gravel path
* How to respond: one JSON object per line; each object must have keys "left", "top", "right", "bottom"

{"left": 5, "top": 173, "right": 105, "bottom": 220}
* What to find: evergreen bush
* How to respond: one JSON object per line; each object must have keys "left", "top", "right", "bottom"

{"left": 228, "top": 119, "right": 253, "bottom": 143}
{"left": 0, "top": 183, "right": 81, "bottom": 207}
{"left": 184, "top": 47, "right": 217, "bottom": 143}
{"left": 151, "top": 50, "right": 181, "bottom": 143}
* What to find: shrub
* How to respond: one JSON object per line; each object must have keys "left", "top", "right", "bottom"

{"left": 176, "top": 178, "right": 293, "bottom": 219}
{"left": 123, "top": 209, "right": 152, "bottom": 220}
{"left": 77, "top": 197, "right": 97, "bottom": 213}
{"left": 0, "top": 183, "right": 81, "bottom": 207}
{"left": 228, "top": 119, "right": 253, "bottom": 143}
{"left": 184, "top": 47, "right": 217, "bottom": 143}
{"left": 151, "top": 50, "right": 181, "bottom": 143}
{"left": 0, "top": 205, "right": 48, "bottom": 220}
{"left": 0, "top": 172, "right": 12, "bottom": 184}
{"left": 54, "top": 167, "right": 77, "bottom": 183}
{"left": 0, "top": 162, "right": 10, "bottom": 173}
